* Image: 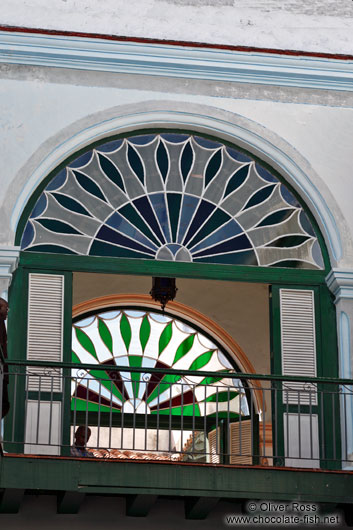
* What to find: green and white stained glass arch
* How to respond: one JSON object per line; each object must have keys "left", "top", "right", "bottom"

{"left": 72, "top": 308, "right": 249, "bottom": 418}
{"left": 21, "top": 133, "right": 324, "bottom": 269}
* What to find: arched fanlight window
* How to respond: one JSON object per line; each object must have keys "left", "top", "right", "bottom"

{"left": 22, "top": 133, "right": 324, "bottom": 269}
{"left": 71, "top": 308, "right": 249, "bottom": 418}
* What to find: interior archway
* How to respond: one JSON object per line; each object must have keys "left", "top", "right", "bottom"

{"left": 73, "top": 294, "right": 258, "bottom": 377}
{"left": 71, "top": 295, "right": 263, "bottom": 461}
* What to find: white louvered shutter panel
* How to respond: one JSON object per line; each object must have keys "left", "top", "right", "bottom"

{"left": 207, "top": 427, "right": 220, "bottom": 464}
{"left": 280, "top": 289, "right": 317, "bottom": 405}
{"left": 27, "top": 273, "right": 64, "bottom": 392}
{"left": 229, "top": 420, "right": 252, "bottom": 465}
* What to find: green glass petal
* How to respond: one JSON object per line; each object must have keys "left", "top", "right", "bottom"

{"left": 151, "top": 404, "right": 201, "bottom": 416}
{"left": 157, "top": 140, "right": 169, "bottom": 181}
{"left": 98, "top": 153, "right": 125, "bottom": 192}
{"left": 26, "top": 244, "right": 77, "bottom": 255}
{"left": 146, "top": 373, "right": 181, "bottom": 404}
{"left": 75, "top": 327, "right": 98, "bottom": 361}
{"left": 224, "top": 165, "right": 250, "bottom": 198}
{"left": 204, "top": 391, "right": 238, "bottom": 403}
{"left": 173, "top": 334, "right": 195, "bottom": 365}
{"left": 167, "top": 193, "right": 182, "bottom": 241}
{"left": 129, "top": 355, "right": 143, "bottom": 368}
{"left": 72, "top": 350, "right": 81, "bottom": 364}
{"left": 243, "top": 184, "right": 275, "bottom": 210}
{"left": 140, "top": 315, "right": 151, "bottom": 352}
{"left": 127, "top": 144, "right": 145, "bottom": 184}
{"left": 188, "top": 350, "right": 213, "bottom": 371}
{"left": 158, "top": 322, "right": 173, "bottom": 356}
{"left": 120, "top": 313, "right": 132, "bottom": 351}
{"left": 98, "top": 318, "right": 113, "bottom": 354}
{"left": 256, "top": 208, "right": 293, "bottom": 228}
{"left": 52, "top": 193, "right": 92, "bottom": 217}
{"left": 71, "top": 397, "right": 120, "bottom": 413}
{"left": 72, "top": 308, "right": 246, "bottom": 421}
{"left": 36, "top": 218, "right": 83, "bottom": 235}
{"left": 205, "top": 148, "right": 222, "bottom": 187}
{"left": 265, "top": 235, "right": 309, "bottom": 248}
{"left": 74, "top": 170, "right": 107, "bottom": 202}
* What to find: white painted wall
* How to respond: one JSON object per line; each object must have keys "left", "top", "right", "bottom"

{"left": 1, "top": 67, "right": 352, "bottom": 266}
{"left": 2, "top": 0, "right": 353, "bottom": 54}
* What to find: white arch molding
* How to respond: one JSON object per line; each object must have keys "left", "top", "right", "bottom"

{"left": 8, "top": 101, "right": 348, "bottom": 266}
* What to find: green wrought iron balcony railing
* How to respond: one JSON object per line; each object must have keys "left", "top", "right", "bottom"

{"left": 0, "top": 358, "right": 352, "bottom": 470}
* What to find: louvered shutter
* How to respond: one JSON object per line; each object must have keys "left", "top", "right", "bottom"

{"left": 27, "top": 273, "right": 64, "bottom": 392}
{"left": 229, "top": 420, "right": 252, "bottom": 465}
{"left": 207, "top": 427, "right": 220, "bottom": 463}
{"left": 280, "top": 289, "right": 317, "bottom": 405}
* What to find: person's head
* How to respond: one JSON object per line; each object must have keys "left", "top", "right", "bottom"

{"left": 74, "top": 426, "right": 91, "bottom": 447}
{"left": 0, "top": 298, "right": 8, "bottom": 320}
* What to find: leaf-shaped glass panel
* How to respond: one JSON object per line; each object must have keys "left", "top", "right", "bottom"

{"left": 156, "top": 140, "right": 169, "bottom": 182}
{"left": 205, "top": 149, "right": 222, "bottom": 187}
{"left": 22, "top": 133, "right": 324, "bottom": 269}
{"left": 98, "top": 153, "right": 126, "bottom": 192}
{"left": 127, "top": 144, "right": 145, "bottom": 184}
{"left": 74, "top": 171, "right": 107, "bottom": 202}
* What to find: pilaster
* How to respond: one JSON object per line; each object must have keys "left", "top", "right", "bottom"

{"left": 326, "top": 269, "right": 353, "bottom": 469}
{"left": 0, "top": 246, "right": 20, "bottom": 297}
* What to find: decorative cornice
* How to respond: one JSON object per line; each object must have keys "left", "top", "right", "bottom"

{"left": 326, "top": 269, "right": 353, "bottom": 302}
{"left": 1, "top": 30, "right": 353, "bottom": 92}
{"left": 2, "top": 25, "right": 353, "bottom": 61}
{"left": 0, "top": 246, "right": 20, "bottom": 281}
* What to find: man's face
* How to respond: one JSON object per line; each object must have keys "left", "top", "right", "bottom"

{"left": 0, "top": 299, "right": 8, "bottom": 320}
{"left": 75, "top": 427, "right": 90, "bottom": 447}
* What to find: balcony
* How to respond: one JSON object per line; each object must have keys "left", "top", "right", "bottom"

{"left": 1, "top": 357, "right": 353, "bottom": 519}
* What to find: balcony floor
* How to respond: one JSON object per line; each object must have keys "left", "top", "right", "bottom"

{"left": 1, "top": 453, "right": 353, "bottom": 509}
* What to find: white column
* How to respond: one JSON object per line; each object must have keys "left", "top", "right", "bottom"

{"left": 326, "top": 269, "right": 353, "bottom": 469}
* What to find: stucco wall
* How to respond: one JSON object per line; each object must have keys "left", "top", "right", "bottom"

{"left": 1, "top": 64, "right": 353, "bottom": 266}
{"left": 2, "top": 0, "right": 353, "bottom": 54}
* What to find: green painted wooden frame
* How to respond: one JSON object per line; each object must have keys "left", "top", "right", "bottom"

{"left": 19, "top": 251, "right": 327, "bottom": 284}
{"left": 4, "top": 267, "right": 72, "bottom": 455}
{"left": 7, "top": 253, "right": 337, "bottom": 457}
{"left": 271, "top": 284, "right": 340, "bottom": 470}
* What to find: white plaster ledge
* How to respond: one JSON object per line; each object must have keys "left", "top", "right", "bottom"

{"left": 1, "top": 31, "right": 353, "bottom": 92}
{"left": 0, "top": 246, "right": 20, "bottom": 283}
{"left": 326, "top": 269, "right": 353, "bottom": 302}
